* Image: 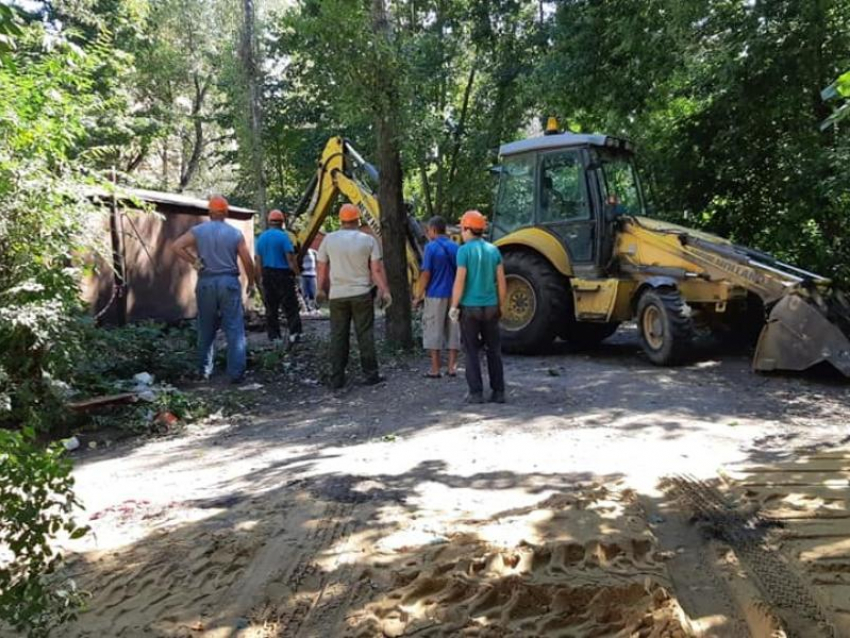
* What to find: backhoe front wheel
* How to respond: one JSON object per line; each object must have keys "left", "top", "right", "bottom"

{"left": 500, "top": 251, "right": 569, "bottom": 354}
{"left": 636, "top": 288, "right": 694, "bottom": 365}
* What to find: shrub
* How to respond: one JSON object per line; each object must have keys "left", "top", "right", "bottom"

{"left": 0, "top": 429, "right": 89, "bottom": 636}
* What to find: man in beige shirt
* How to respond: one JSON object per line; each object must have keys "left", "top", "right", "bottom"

{"left": 317, "top": 204, "right": 392, "bottom": 389}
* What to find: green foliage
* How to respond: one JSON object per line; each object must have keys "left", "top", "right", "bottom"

{"left": 0, "top": 429, "right": 89, "bottom": 636}
{"left": 72, "top": 322, "right": 197, "bottom": 396}
{"left": 264, "top": 0, "right": 542, "bottom": 221}
{"left": 537, "top": 0, "right": 850, "bottom": 282}
{"left": 0, "top": 22, "right": 112, "bottom": 430}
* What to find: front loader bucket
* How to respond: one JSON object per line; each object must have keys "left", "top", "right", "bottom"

{"left": 754, "top": 293, "right": 850, "bottom": 377}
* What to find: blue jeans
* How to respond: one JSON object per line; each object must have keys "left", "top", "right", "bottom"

{"left": 301, "top": 275, "right": 317, "bottom": 301}
{"left": 196, "top": 275, "right": 246, "bottom": 380}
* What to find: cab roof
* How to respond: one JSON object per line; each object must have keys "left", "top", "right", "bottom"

{"left": 499, "top": 132, "right": 631, "bottom": 157}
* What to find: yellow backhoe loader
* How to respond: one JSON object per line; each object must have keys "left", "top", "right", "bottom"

{"left": 492, "top": 121, "right": 850, "bottom": 376}
{"left": 289, "top": 136, "right": 425, "bottom": 283}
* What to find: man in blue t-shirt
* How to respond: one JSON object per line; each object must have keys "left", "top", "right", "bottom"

{"left": 415, "top": 216, "right": 460, "bottom": 377}
{"left": 255, "top": 209, "right": 302, "bottom": 345}
{"left": 449, "top": 210, "right": 507, "bottom": 404}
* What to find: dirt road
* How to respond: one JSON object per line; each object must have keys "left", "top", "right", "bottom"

{"left": 52, "top": 322, "right": 849, "bottom": 637}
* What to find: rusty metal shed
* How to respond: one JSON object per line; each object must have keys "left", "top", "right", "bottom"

{"left": 82, "top": 188, "right": 256, "bottom": 324}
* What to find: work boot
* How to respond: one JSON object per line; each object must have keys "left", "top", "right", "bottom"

{"left": 465, "top": 392, "right": 485, "bottom": 404}
{"left": 488, "top": 390, "right": 506, "bottom": 404}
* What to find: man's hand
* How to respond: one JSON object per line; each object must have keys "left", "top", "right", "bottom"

{"left": 448, "top": 306, "right": 460, "bottom": 323}
{"left": 378, "top": 291, "right": 393, "bottom": 310}
{"left": 413, "top": 296, "right": 424, "bottom": 309}
{"left": 316, "top": 289, "right": 328, "bottom": 305}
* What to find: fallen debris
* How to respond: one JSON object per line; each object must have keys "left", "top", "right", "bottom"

{"left": 67, "top": 393, "right": 138, "bottom": 412}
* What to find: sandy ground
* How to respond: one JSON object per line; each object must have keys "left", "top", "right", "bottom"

{"left": 23, "top": 320, "right": 850, "bottom": 637}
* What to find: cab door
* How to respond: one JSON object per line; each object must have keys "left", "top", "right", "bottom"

{"left": 536, "top": 149, "right": 597, "bottom": 269}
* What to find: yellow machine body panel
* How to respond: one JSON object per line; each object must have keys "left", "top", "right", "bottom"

{"left": 494, "top": 228, "right": 573, "bottom": 277}
{"left": 292, "top": 136, "right": 422, "bottom": 283}
{"left": 571, "top": 278, "right": 622, "bottom": 322}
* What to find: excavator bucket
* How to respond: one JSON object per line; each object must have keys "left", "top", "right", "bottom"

{"left": 754, "top": 292, "right": 850, "bottom": 377}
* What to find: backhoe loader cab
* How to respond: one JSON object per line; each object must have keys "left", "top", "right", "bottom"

{"left": 491, "top": 132, "right": 645, "bottom": 275}
{"left": 490, "top": 129, "right": 850, "bottom": 377}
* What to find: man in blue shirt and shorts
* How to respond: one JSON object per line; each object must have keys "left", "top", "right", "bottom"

{"left": 255, "top": 209, "right": 303, "bottom": 346}
{"left": 415, "top": 216, "right": 460, "bottom": 377}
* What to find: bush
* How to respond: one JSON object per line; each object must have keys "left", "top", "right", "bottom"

{"left": 72, "top": 322, "right": 198, "bottom": 396}
{"left": 0, "top": 429, "right": 89, "bottom": 636}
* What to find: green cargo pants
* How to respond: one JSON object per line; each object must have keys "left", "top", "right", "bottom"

{"left": 328, "top": 292, "right": 379, "bottom": 388}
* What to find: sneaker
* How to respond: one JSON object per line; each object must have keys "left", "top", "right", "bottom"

{"left": 363, "top": 375, "right": 386, "bottom": 386}
{"left": 488, "top": 390, "right": 506, "bottom": 404}
{"left": 465, "top": 392, "right": 485, "bottom": 404}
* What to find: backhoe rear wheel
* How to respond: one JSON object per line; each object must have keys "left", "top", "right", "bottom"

{"left": 501, "top": 251, "right": 569, "bottom": 354}
{"left": 636, "top": 287, "right": 694, "bottom": 365}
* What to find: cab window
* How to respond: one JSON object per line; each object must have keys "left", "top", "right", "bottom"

{"left": 597, "top": 150, "right": 645, "bottom": 216}
{"left": 492, "top": 154, "right": 535, "bottom": 239}
{"left": 538, "top": 150, "right": 589, "bottom": 223}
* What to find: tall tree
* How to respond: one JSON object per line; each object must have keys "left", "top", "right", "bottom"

{"left": 372, "top": 0, "right": 413, "bottom": 348}
{"left": 239, "top": 0, "right": 267, "bottom": 215}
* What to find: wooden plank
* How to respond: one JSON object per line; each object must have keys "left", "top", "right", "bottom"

{"left": 67, "top": 392, "right": 138, "bottom": 412}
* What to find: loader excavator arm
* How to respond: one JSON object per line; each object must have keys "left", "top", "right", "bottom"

{"left": 290, "top": 136, "right": 423, "bottom": 283}
{"left": 619, "top": 215, "right": 850, "bottom": 376}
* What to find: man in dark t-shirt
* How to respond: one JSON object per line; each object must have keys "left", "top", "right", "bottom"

{"left": 255, "top": 209, "right": 302, "bottom": 345}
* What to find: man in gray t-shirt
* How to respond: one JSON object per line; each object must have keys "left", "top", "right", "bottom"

{"left": 172, "top": 195, "right": 255, "bottom": 382}
{"left": 317, "top": 203, "right": 391, "bottom": 389}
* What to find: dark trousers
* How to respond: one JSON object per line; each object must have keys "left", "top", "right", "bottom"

{"left": 460, "top": 305, "right": 505, "bottom": 395}
{"left": 262, "top": 267, "right": 302, "bottom": 340}
{"left": 329, "top": 293, "right": 378, "bottom": 387}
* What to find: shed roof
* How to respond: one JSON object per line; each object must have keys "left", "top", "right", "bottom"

{"left": 90, "top": 186, "right": 256, "bottom": 220}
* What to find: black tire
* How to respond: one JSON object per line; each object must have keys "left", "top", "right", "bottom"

{"left": 636, "top": 287, "right": 694, "bottom": 365}
{"left": 562, "top": 321, "right": 620, "bottom": 348}
{"left": 500, "top": 251, "right": 569, "bottom": 354}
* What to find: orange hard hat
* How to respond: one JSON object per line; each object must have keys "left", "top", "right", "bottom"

{"left": 460, "top": 209, "right": 486, "bottom": 230}
{"left": 339, "top": 203, "right": 360, "bottom": 223}
{"left": 208, "top": 195, "right": 229, "bottom": 214}
{"left": 268, "top": 209, "right": 285, "bottom": 223}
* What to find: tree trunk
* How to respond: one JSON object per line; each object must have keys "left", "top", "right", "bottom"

{"left": 419, "top": 162, "right": 435, "bottom": 219}
{"left": 240, "top": 0, "right": 267, "bottom": 221}
{"left": 372, "top": 0, "right": 413, "bottom": 349}
{"left": 446, "top": 64, "right": 476, "bottom": 215}
{"left": 179, "top": 74, "right": 209, "bottom": 192}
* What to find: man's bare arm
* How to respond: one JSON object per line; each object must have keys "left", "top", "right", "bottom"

{"left": 496, "top": 263, "right": 507, "bottom": 309}
{"left": 415, "top": 270, "right": 431, "bottom": 303}
{"left": 172, "top": 231, "right": 199, "bottom": 266}
{"left": 317, "top": 261, "right": 330, "bottom": 295}
{"left": 237, "top": 239, "right": 255, "bottom": 289}
{"left": 254, "top": 254, "right": 263, "bottom": 286}
{"left": 287, "top": 252, "right": 300, "bottom": 275}
{"left": 369, "top": 259, "right": 390, "bottom": 296}
{"left": 450, "top": 267, "right": 467, "bottom": 310}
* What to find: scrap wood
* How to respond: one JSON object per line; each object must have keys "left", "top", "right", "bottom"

{"left": 67, "top": 392, "right": 139, "bottom": 412}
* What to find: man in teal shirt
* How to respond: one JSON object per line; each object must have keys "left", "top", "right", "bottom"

{"left": 449, "top": 210, "right": 507, "bottom": 404}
